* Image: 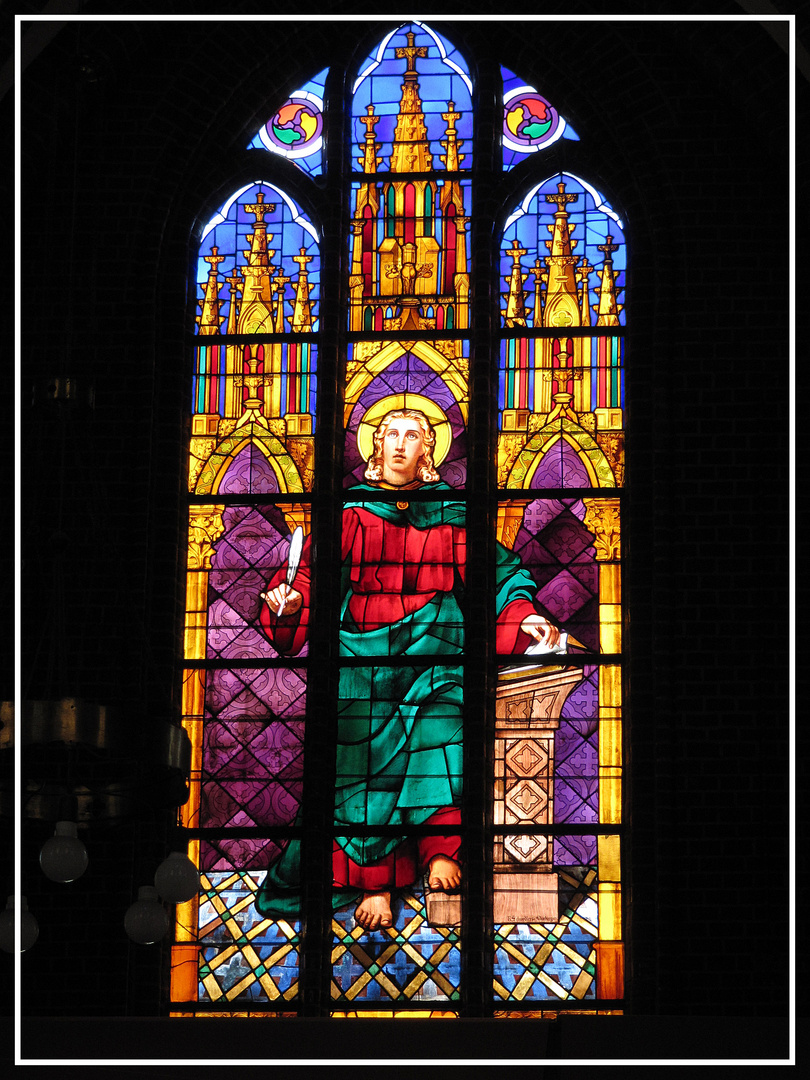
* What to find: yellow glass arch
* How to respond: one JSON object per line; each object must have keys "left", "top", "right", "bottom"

{"left": 344, "top": 340, "right": 468, "bottom": 425}
{"left": 195, "top": 431, "right": 306, "bottom": 495}
{"left": 507, "top": 418, "right": 617, "bottom": 489}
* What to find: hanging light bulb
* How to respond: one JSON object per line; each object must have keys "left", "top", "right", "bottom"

{"left": 124, "top": 885, "right": 169, "bottom": 945}
{"left": 0, "top": 896, "right": 40, "bottom": 953}
{"left": 39, "top": 821, "right": 89, "bottom": 883}
{"left": 154, "top": 851, "right": 199, "bottom": 904}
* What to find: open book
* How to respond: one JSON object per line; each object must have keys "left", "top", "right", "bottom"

{"left": 524, "top": 631, "right": 569, "bottom": 656}
{"left": 499, "top": 632, "right": 570, "bottom": 675}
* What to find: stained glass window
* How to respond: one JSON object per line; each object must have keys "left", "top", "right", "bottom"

{"left": 174, "top": 178, "right": 318, "bottom": 1008}
{"left": 352, "top": 23, "right": 472, "bottom": 174}
{"left": 173, "top": 21, "right": 625, "bottom": 1017}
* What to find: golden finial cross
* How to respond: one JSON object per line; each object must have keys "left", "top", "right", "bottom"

{"left": 244, "top": 191, "right": 276, "bottom": 224}
{"left": 395, "top": 31, "right": 428, "bottom": 73}
{"left": 293, "top": 247, "right": 313, "bottom": 273}
{"left": 361, "top": 104, "right": 379, "bottom": 135}
{"left": 545, "top": 181, "right": 578, "bottom": 214}
{"left": 506, "top": 238, "right": 527, "bottom": 266}
{"left": 442, "top": 100, "right": 461, "bottom": 132}
{"left": 204, "top": 245, "right": 226, "bottom": 269}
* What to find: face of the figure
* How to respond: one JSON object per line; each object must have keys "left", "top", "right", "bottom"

{"left": 380, "top": 418, "right": 425, "bottom": 485}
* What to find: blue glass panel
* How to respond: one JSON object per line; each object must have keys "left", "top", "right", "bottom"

{"left": 196, "top": 182, "right": 320, "bottom": 335}
{"left": 332, "top": 886, "right": 461, "bottom": 1003}
{"left": 197, "top": 870, "right": 301, "bottom": 1003}
{"left": 501, "top": 172, "right": 626, "bottom": 328}
{"left": 353, "top": 22, "right": 472, "bottom": 172}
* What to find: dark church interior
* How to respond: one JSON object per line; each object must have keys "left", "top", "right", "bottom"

{"left": 6, "top": 3, "right": 796, "bottom": 1064}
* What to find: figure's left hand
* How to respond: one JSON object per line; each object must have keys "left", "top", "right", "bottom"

{"left": 520, "top": 613, "right": 561, "bottom": 648}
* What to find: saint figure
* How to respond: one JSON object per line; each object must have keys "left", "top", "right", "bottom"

{"left": 255, "top": 408, "right": 559, "bottom": 930}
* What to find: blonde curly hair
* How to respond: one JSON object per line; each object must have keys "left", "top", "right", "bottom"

{"left": 364, "top": 409, "right": 440, "bottom": 483}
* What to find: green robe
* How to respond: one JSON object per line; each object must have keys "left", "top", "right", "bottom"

{"left": 255, "top": 483, "right": 539, "bottom": 918}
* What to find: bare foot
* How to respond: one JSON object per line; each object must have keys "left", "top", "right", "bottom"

{"left": 428, "top": 855, "right": 461, "bottom": 892}
{"left": 354, "top": 891, "right": 392, "bottom": 931}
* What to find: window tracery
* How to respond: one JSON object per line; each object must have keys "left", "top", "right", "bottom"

{"left": 172, "top": 21, "right": 625, "bottom": 1016}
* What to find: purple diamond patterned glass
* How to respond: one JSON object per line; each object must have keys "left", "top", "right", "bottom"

{"left": 512, "top": 500, "right": 599, "bottom": 648}
{"left": 529, "top": 438, "right": 591, "bottom": 489}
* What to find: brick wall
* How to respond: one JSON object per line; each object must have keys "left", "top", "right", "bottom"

{"left": 11, "top": 6, "right": 792, "bottom": 1051}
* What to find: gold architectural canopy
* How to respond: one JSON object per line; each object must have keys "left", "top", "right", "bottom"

{"left": 348, "top": 27, "right": 470, "bottom": 334}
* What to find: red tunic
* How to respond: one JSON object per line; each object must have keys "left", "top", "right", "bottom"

{"left": 259, "top": 506, "right": 537, "bottom": 656}
{"left": 260, "top": 507, "right": 538, "bottom": 891}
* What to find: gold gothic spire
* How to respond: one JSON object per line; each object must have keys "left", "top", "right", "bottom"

{"left": 542, "top": 181, "right": 580, "bottom": 329}
{"left": 197, "top": 246, "right": 226, "bottom": 335}
{"left": 224, "top": 271, "right": 242, "bottom": 336}
{"left": 439, "top": 100, "right": 465, "bottom": 172}
{"left": 578, "top": 258, "right": 593, "bottom": 327}
{"left": 291, "top": 248, "right": 314, "bottom": 332}
{"left": 239, "top": 192, "right": 278, "bottom": 334}
{"left": 502, "top": 238, "right": 529, "bottom": 327}
{"left": 359, "top": 104, "right": 382, "bottom": 173}
{"left": 273, "top": 271, "right": 291, "bottom": 333}
{"left": 530, "top": 258, "right": 545, "bottom": 328}
{"left": 594, "top": 235, "right": 623, "bottom": 326}
{"left": 390, "top": 31, "right": 432, "bottom": 172}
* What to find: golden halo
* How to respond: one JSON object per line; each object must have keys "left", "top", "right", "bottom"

{"left": 356, "top": 394, "right": 453, "bottom": 467}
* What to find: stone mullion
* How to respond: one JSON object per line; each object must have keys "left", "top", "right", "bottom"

{"left": 583, "top": 496, "right": 624, "bottom": 1000}
{"left": 297, "top": 64, "right": 346, "bottom": 1018}
{"left": 175, "top": 505, "right": 224, "bottom": 1001}
{"left": 461, "top": 52, "right": 498, "bottom": 1018}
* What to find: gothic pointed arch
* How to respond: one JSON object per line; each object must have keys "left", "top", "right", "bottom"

{"left": 195, "top": 431, "right": 306, "bottom": 496}
{"left": 344, "top": 339, "right": 469, "bottom": 420}
{"left": 506, "top": 420, "right": 617, "bottom": 490}
{"left": 172, "top": 20, "right": 627, "bottom": 1018}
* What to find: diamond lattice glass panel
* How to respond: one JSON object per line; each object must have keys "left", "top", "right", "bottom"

{"left": 555, "top": 667, "right": 600, "bottom": 825}
{"left": 493, "top": 866, "right": 598, "bottom": 1002}
{"left": 332, "top": 886, "right": 461, "bottom": 1003}
{"left": 200, "top": 681, "right": 304, "bottom": 823}
{"left": 182, "top": 662, "right": 306, "bottom": 861}
{"left": 352, "top": 22, "right": 472, "bottom": 174}
{"left": 189, "top": 871, "right": 300, "bottom": 1005}
{"left": 495, "top": 499, "right": 622, "bottom": 649}
{"left": 248, "top": 67, "right": 328, "bottom": 176}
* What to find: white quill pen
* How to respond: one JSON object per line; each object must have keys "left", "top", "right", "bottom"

{"left": 276, "top": 526, "right": 304, "bottom": 616}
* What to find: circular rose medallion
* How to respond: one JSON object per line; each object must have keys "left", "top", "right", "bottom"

{"left": 503, "top": 92, "right": 559, "bottom": 150}
{"left": 265, "top": 96, "right": 323, "bottom": 157}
